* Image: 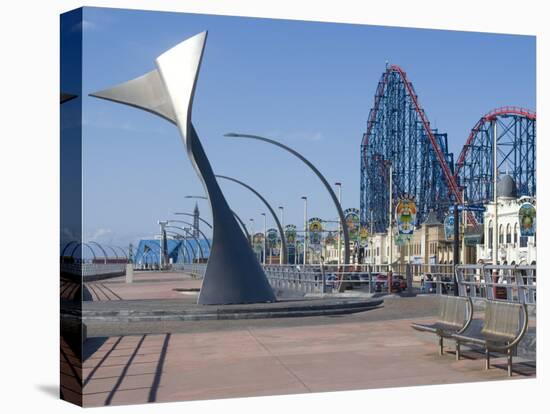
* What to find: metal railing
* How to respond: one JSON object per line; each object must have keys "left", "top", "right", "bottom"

{"left": 61, "top": 263, "right": 127, "bottom": 280}
{"left": 455, "top": 265, "right": 536, "bottom": 305}
{"left": 264, "top": 263, "right": 421, "bottom": 295}
{"left": 171, "top": 262, "right": 207, "bottom": 279}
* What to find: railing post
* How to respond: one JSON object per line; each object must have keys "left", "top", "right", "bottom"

{"left": 321, "top": 262, "right": 326, "bottom": 294}
{"left": 406, "top": 263, "right": 413, "bottom": 295}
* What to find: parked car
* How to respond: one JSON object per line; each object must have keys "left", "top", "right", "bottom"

{"left": 374, "top": 274, "right": 388, "bottom": 292}
{"left": 375, "top": 273, "right": 406, "bottom": 293}
{"left": 325, "top": 273, "right": 338, "bottom": 289}
{"left": 357, "top": 272, "right": 372, "bottom": 287}
{"left": 392, "top": 275, "right": 407, "bottom": 292}
{"left": 345, "top": 274, "right": 361, "bottom": 290}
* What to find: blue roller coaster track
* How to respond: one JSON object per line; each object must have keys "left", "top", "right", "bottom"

{"left": 360, "top": 65, "right": 536, "bottom": 232}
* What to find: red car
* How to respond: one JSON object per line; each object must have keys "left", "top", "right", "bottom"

{"left": 375, "top": 274, "right": 407, "bottom": 292}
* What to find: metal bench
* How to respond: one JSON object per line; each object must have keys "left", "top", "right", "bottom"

{"left": 452, "top": 300, "right": 528, "bottom": 376}
{"left": 411, "top": 295, "right": 473, "bottom": 355}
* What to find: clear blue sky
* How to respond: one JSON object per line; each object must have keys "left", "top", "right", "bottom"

{"left": 80, "top": 6, "right": 535, "bottom": 248}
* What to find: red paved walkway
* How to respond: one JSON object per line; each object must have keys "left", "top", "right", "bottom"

{"left": 81, "top": 316, "right": 534, "bottom": 407}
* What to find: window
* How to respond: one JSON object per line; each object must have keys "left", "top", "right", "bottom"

{"left": 506, "top": 224, "right": 511, "bottom": 244}
{"left": 488, "top": 221, "right": 493, "bottom": 249}
{"left": 513, "top": 223, "right": 518, "bottom": 244}
{"left": 499, "top": 224, "right": 503, "bottom": 244}
{"left": 520, "top": 236, "right": 528, "bottom": 248}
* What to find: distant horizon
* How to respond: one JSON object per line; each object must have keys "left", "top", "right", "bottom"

{"left": 78, "top": 7, "right": 535, "bottom": 250}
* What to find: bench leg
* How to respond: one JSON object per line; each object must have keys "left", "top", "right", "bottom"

{"left": 507, "top": 348, "right": 513, "bottom": 377}
{"left": 439, "top": 337, "right": 443, "bottom": 356}
{"left": 455, "top": 342, "right": 460, "bottom": 361}
{"left": 485, "top": 349, "right": 490, "bottom": 370}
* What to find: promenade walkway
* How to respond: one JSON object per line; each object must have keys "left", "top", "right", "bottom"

{"left": 78, "top": 291, "right": 535, "bottom": 407}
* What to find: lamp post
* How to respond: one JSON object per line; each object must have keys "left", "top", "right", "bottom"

{"left": 158, "top": 220, "right": 168, "bottom": 269}
{"left": 249, "top": 218, "right": 255, "bottom": 249}
{"left": 262, "top": 213, "right": 271, "bottom": 266}
{"left": 492, "top": 120, "right": 499, "bottom": 267}
{"left": 335, "top": 182, "right": 342, "bottom": 266}
{"left": 387, "top": 162, "right": 393, "bottom": 292}
{"left": 278, "top": 206, "right": 284, "bottom": 265}
{"left": 302, "top": 196, "right": 308, "bottom": 266}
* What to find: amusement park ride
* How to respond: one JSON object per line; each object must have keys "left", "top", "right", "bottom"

{"left": 360, "top": 64, "right": 536, "bottom": 232}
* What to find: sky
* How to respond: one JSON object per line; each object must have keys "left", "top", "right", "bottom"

{"left": 79, "top": 6, "right": 535, "bottom": 248}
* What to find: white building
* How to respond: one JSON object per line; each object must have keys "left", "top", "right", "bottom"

{"left": 476, "top": 175, "right": 536, "bottom": 265}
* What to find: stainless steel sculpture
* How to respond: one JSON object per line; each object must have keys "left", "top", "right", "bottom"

{"left": 216, "top": 175, "right": 287, "bottom": 264}
{"left": 225, "top": 133, "right": 351, "bottom": 264}
{"left": 90, "top": 32, "right": 275, "bottom": 304}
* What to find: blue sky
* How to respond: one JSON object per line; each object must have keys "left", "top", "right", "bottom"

{"left": 80, "top": 7, "right": 535, "bottom": 247}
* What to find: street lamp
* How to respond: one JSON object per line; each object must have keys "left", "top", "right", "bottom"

{"left": 334, "top": 182, "right": 342, "bottom": 266}
{"left": 301, "top": 196, "right": 308, "bottom": 266}
{"left": 385, "top": 161, "right": 394, "bottom": 292}
{"left": 249, "top": 218, "right": 255, "bottom": 248}
{"left": 158, "top": 220, "right": 169, "bottom": 269}
{"left": 185, "top": 195, "right": 208, "bottom": 200}
{"left": 261, "top": 213, "right": 267, "bottom": 265}
{"left": 278, "top": 206, "right": 284, "bottom": 265}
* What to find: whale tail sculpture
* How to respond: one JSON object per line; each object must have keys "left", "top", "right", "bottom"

{"left": 90, "top": 32, "right": 276, "bottom": 305}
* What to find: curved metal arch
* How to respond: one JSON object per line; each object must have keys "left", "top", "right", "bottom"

{"left": 136, "top": 242, "right": 160, "bottom": 264}
{"left": 91, "top": 32, "right": 275, "bottom": 305}
{"left": 167, "top": 219, "right": 212, "bottom": 250}
{"left": 165, "top": 226, "right": 204, "bottom": 259}
{"left": 69, "top": 242, "right": 97, "bottom": 261}
{"left": 88, "top": 241, "right": 109, "bottom": 261}
{"left": 112, "top": 245, "right": 128, "bottom": 259}
{"left": 104, "top": 245, "right": 120, "bottom": 259}
{"left": 175, "top": 210, "right": 251, "bottom": 242}
{"left": 61, "top": 240, "right": 79, "bottom": 258}
{"left": 165, "top": 230, "right": 198, "bottom": 261}
{"left": 180, "top": 238, "right": 196, "bottom": 263}
{"left": 225, "top": 133, "right": 350, "bottom": 264}
{"left": 216, "top": 175, "right": 287, "bottom": 264}
{"left": 175, "top": 212, "right": 213, "bottom": 229}
{"left": 142, "top": 248, "right": 159, "bottom": 265}
{"left": 231, "top": 209, "right": 252, "bottom": 243}
{"left": 177, "top": 239, "right": 193, "bottom": 263}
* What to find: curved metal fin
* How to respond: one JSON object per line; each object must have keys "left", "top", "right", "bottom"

{"left": 155, "top": 31, "right": 207, "bottom": 145}
{"left": 90, "top": 69, "right": 176, "bottom": 124}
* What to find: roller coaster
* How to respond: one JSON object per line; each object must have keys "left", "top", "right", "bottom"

{"left": 360, "top": 65, "right": 536, "bottom": 232}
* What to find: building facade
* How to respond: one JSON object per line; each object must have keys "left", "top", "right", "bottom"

{"left": 475, "top": 176, "right": 536, "bottom": 265}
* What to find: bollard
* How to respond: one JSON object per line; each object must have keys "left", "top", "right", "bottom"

{"left": 125, "top": 263, "right": 134, "bottom": 284}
